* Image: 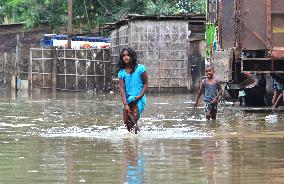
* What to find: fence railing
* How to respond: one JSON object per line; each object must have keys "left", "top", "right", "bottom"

{"left": 29, "top": 48, "right": 112, "bottom": 92}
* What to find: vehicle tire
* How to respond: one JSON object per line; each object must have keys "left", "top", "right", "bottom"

{"left": 265, "top": 75, "right": 273, "bottom": 106}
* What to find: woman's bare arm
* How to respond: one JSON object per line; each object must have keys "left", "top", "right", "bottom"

{"left": 136, "top": 72, "right": 148, "bottom": 100}
{"left": 119, "top": 79, "right": 130, "bottom": 113}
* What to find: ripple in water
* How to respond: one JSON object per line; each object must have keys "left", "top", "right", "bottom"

{"left": 40, "top": 118, "right": 213, "bottom": 140}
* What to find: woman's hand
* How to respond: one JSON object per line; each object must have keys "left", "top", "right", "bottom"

{"left": 135, "top": 95, "right": 142, "bottom": 101}
{"left": 124, "top": 104, "right": 131, "bottom": 114}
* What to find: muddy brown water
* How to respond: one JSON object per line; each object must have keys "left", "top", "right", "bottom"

{"left": 0, "top": 90, "right": 284, "bottom": 183}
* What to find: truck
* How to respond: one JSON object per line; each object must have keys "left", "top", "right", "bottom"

{"left": 206, "top": 0, "right": 284, "bottom": 106}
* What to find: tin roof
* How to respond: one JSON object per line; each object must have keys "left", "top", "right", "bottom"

{"left": 102, "top": 14, "right": 206, "bottom": 30}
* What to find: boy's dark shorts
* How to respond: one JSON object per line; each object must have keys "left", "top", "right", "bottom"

{"left": 204, "top": 102, "right": 217, "bottom": 113}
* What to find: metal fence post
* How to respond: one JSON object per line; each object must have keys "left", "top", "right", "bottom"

{"left": 28, "top": 49, "right": 33, "bottom": 93}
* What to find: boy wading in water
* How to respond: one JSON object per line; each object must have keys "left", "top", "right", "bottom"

{"left": 117, "top": 48, "right": 148, "bottom": 133}
{"left": 194, "top": 65, "right": 223, "bottom": 120}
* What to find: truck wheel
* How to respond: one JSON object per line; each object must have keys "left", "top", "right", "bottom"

{"left": 265, "top": 75, "right": 273, "bottom": 106}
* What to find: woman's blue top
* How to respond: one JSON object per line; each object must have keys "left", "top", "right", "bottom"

{"left": 118, "top": 64, "right": 147, "bottom": 116}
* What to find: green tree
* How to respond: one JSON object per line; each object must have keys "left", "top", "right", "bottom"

{"left": 0, "top": 0, "right": 67, "bottom": 29}
{"left": 0, "top": 0, "right": 23, "bottom": 24}
{"left": 144, "top": 0, "right": 206, "bottom": 15}
{"left": 178, "top": 0, "right": 206, "bottom": 14}
{"left": 0, "top": 0, "right": 206, "bottom": 31}
{"left": 22, "top": 0, "right": 67, "bottom": 29}
{"left": 144, "top": 0, "right": 180, "bottom": 15}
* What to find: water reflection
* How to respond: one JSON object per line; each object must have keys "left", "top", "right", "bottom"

{"left": 121, "top": 138, "right": 145, "bottom": 184}
{"left": 202, "top": 139, "right": 219, "bottom": 184}
{"left": 201, "top": 138, "right": 231, "bottom": 184}
{"left": 67, "top": 142, "right": 74, "bottom": 184}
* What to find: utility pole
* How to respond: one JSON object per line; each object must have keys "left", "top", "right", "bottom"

{"left": 15, "top": 34, "right": 20, "bottom": 90}
{"left": 67, "top": 0, "right": 73, "bottom": 48}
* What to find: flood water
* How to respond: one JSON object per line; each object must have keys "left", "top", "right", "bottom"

{"left": 0, "top": 90, "right": 284, "bottom": 184}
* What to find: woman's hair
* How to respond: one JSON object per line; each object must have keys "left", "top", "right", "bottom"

{"left": 116, "top": 47, "right": 138, "bottom": 73}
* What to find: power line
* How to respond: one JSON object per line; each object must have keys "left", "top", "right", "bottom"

{"left": 97, "top": 0, "right": 112, "bottom": 14}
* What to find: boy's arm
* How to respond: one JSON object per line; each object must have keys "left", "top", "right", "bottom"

{"left": 273, "top": 92, "right": 283, "bottom": 108}
{"left": 212, "top": 80, "right": 223, "bottom": 104}
{"left": 194, "top": 80, "right": 205, "bottom": 107}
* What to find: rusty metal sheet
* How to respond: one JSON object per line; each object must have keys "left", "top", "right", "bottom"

{"left": 212, "top": 50, "right": 233, "bottom": 82}
{"left": 272, "top": 0, "right": 284, "bottom": 48}
{"left": 271, "top": 0, "right": 284, "bottom": 12}
{"left": 272, "top": 50, "right": 284, "bottom": 58}
{"left": 240, "top": 0, "right": 267, "bottom": 50}
{"left": 208, "top": 0, "right": 217, "bottom": 23}
{"left": 219, "top": 0, "right": 235, "bottom": 49}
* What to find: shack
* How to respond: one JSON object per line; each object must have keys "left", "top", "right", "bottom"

{"left": 104, "top": 14, "right": 205, "bottom": 92}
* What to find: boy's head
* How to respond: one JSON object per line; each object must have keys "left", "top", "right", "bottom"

{"left": 205, "top": 65, "right": 215, "bottom": 79}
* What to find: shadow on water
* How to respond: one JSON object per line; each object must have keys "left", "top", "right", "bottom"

{"left": 0, "top": 89, "right": 284, "bottom": 183}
